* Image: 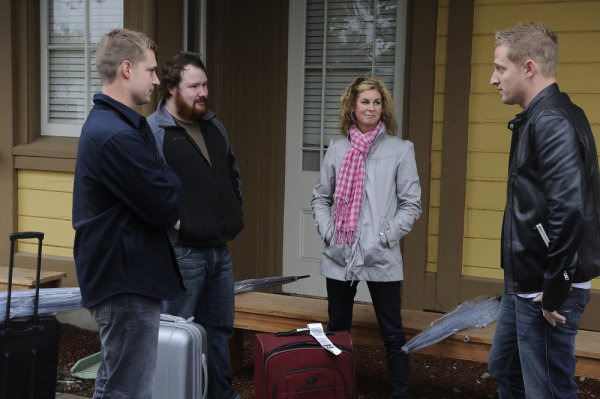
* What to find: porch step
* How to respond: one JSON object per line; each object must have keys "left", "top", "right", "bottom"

{"left": 233, "top": 291, "right": 600, "bottom": 379}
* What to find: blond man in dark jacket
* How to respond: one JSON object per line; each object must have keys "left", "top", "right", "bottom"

{"left": 488, "top": 22, "right": 600, "bottom": 399}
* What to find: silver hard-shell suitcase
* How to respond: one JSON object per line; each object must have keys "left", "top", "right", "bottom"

{"left": 153, "top": 314, "right": 208, "bottom": 399}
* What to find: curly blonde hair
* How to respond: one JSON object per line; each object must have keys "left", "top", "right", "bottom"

{"left": 339, "top": 75, "right": 397, "bottom": 136}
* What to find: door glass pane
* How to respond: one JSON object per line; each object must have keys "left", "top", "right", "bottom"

{"left": 303, "top": 69, "right": 323, "bottom": 149}
{"left": 374, "top": 67, "right": 395, "bottom": 98}
{"left": 326, "top": 0, "right": 374, "bottom": 66}
{"left": 49, "top": 0, "right": 85, "bottom": 45}
{"left": 49, "top": 49, "right": 86, "bottom": 122}
{"left": 305, "top": 0, "right": 324, "bottom": 66}
{"left": 302, "top": 150, "right": 321, "bottom": 171}
{"left": 90, "top": 0, "right": 124, "bottom": 44}
{"left": 375, "top": 0, "right": 398, "bottom": 64}
{"left": 302, "top": 0, "right": 398, "bottom": 171}
{"left": 323, "top": 68, "right": 371, "bottom": 146}
{"left": 89, "top": 50, "right": 102, "bottom": 107}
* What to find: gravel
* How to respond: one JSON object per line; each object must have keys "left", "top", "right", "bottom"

{"left": 56, "top": 324, "right": 600, "bottom": 398}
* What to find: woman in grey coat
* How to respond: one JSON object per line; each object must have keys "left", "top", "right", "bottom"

{"left": 312, "top": 75, "right": 421, "bottom": 398}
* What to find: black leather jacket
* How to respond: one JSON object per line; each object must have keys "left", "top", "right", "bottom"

{"left": 501, "top": 84, "right": 600, "bottom": 311}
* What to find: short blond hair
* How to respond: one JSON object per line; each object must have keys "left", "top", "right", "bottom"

{"left": 339, "top": 75, "right": 397, "bottom": 136}
{"left": 495, "top": 22, "right": 558, "bottom": 77}
{"left": 96, "top": 28, "right": 157, "bottom": 84}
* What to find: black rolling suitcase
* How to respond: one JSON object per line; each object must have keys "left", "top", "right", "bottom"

{"left": 0, "top": 232, "right": 61, "bottom": 399}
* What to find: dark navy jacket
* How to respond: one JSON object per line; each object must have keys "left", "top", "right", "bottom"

{"left": 73, "top": 94, "right": 185, "bottom": 308}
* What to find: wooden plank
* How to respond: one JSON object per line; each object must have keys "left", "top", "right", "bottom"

{"left": 0, "top": 266, "right": 66, "bottom": 290}
{"left": 13, "top": 253, "right": 78, "bottom": 288}
{"left": 575, "top": 330, "right": 600, "bottom": 360}
{"left": 575, "top": 357, "right": 600, "bottom": 380}
{"left": 14, "top": 156, "right": 76, "bottom": 173}
{"left": 414, "top": 337, "right": 491, "bottom": 363}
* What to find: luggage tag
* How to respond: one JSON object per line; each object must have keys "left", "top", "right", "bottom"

{"left": 308, "top": 322, "right": 342, "bottom": 356}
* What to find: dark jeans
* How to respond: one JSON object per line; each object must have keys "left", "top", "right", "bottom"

{"left": 162, "top": 244, "right": 240, "bottom": 399}
{"left": 488, "top": 288, "right": 590, "bottom": 399}
{"left": 326, "top": 278, "right": 410, "bottom": 399}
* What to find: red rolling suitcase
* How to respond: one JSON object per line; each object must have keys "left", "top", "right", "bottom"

{"left": 0, "top": 232, "right": 61, "bottom": 399}
{"left": 254, "top": 328, "right": 356, "bottom": 399}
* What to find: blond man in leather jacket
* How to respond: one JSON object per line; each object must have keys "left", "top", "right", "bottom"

{"left": 488, "top": 23, "right": 600, "bottom": 399}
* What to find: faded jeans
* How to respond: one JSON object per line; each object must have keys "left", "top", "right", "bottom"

{"left": 90, "top": 293, "right": 162, "bottom": 399}
{"left": 162, "top": 244, "right": 239, "bottom": 399}
{"left": 488, "top": 288, "right": 590, "bottom": 399}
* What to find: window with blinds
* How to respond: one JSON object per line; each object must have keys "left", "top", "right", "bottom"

{"left": 302, "top": 0, "right": 399, "bottom": 171}
{"left": 41, "top": 0, "right": 123, "bottom": 137}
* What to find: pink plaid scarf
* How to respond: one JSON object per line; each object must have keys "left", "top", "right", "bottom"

{"left": 333, "top": 120, "right": 383, "bottom": 246}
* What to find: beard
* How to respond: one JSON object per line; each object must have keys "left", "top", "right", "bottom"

{"left": 174, "top": 90, "right": 208, "bottom": 121}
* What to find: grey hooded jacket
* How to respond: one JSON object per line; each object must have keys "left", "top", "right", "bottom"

{"left": 312, "top": 126, "right": 421, "bottom": 282}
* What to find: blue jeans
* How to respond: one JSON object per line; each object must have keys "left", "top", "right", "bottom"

{"left": 162, "top": 244, "right": 239, "bottom": 399}
{"left": 488, "top": 288, "right": 590, "bottom": 399}
{"left": 326, "top": 278, "right": 410, "bottom": 399}
{"left": 90, "top": 293, "right": 162, "bottom": 399}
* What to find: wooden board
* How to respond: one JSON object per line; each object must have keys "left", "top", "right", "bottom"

{"left": 0, "top": 266, "right": 66, "bottom": 290}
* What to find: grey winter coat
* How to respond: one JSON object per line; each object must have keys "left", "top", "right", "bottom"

{"left": 312, "top": 126, "right": 421, "bottom": 282}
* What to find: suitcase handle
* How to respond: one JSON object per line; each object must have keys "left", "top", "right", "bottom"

{"left": 201, "top": 353, "right": 208, "bottom": 399}
{"left": 275, "top": 328, "right": 309, "bottom": 337}
{"left": 9, "top": 232, "right": 44, "bottom": 241}
{"left": 4, "top": 232, "right": 45, "bottom": 329}
{"left": 160, "top": 313, "right": 195, "bottom": 323}
{"left": 275, "top": 328, "right": 334, "bottom": 337}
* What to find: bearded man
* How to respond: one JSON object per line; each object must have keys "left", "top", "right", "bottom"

{"left": 148, "top": 52, "right": 244, "bottom": 399}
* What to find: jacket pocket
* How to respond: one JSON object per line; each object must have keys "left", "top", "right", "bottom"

{"left": 378, "top": 218, "right": 400, "bottom": 248}
{"left": 324, "top": 218, "right": 336, "bottom": 246}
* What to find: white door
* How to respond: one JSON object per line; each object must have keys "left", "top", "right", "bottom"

{"left": 282, "top": 0, "right": 408, "bottom": 302}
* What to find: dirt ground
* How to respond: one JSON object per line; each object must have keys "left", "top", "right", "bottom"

{"left": 56, "top": 324, "right": 600, "bottom": 398}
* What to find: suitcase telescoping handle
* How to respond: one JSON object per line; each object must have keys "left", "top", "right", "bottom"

{"left": 4, "top": 232, "right": 45, "bottom": 329}
{"left": 275, "top": 328, "right": 334, "bottom": 337}
{"left": 202, "top": 353, "right": 208, "bottom": 399}
{"left": 275, "top": 328, "right": 309, "bottom": 337}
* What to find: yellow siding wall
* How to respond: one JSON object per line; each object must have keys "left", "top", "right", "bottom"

{"left": 467, "top": 0, "right": 600, "bottom": 289}
{"left": 426, "top": 0, "right": 449, "bottom": 273}
{"left": 17, "top": 170, "right": 75, "bottom": 258}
